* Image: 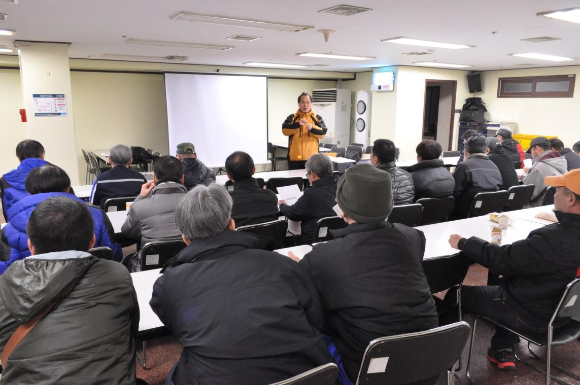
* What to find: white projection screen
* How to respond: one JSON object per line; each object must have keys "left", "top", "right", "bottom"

{"left": 165, "top": 73, "right": 268, "bottom": 167}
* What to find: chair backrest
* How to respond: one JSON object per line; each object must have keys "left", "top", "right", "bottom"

{"left": 542, "top": 186, "right": 556, "bottom": 206}
{"left": 323, "top": 143, "right": 336, "bottom": 149}
{"left": 139, "top": 240, "right": 187, "bottom": 271}
{"left": 365, "top": 145, "right": 372, "bottom": 154}
{"left": 388, "top": 204, "right": 423, "bottom": 227}
{"left": 267, "top": 142, "right": 275, "bottom": 159}
{"left": 103, "top": 196, "right": 137, "bottom": 212}
{"left": 504, "top": 184, "right": 535, "bottom": 211}
{"left": 351, "top": 143, "right": 364, "bottom": 147}
{"left": 314, "top": 216, "right": 348, "bottom": 242}
{"left": 467, "top": 190, "right": 509, "bottom": 218}
{"left": 347, "top": 145, "right": 363, "bottom": 159}
{"left": 270, "top": 363, "right": 338, "bottom": 385}
{"left": 89, "top": 246, "right": 114, "bottom": 260}
{"left": 88, "top": 152, "right": 101, "bottom": 173}
{"left": 355, "top": 321, "right": 471, "bottom": 385}
{"left": 422, "top": 254, "right": 472, "bottom": 293}
{"left": 266, "top": 177, "right": 304, "bottom": 193}
{"left": 417, "top": 196, "right": 455, "bottom": 225}
{"left": 236, "top": 219, "right": 288, "bottom": 247}
{"left": 330, "top": 146, "right": 346, "bottom": 158}
{"left": 442, "top": 151, "right": 461, "bottom": 157}
{"left": 81, "top": 149, "right": 91, "bottom": 165}
{"left": 554, "top": 278, "right": 580, "bottom": 320}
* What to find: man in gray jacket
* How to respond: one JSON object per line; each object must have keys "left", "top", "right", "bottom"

{"left": 122, "top": 155, "right": 188, "bottom": 247}
{"left": 0, "top": 196, "right": 139, "bottom": 384}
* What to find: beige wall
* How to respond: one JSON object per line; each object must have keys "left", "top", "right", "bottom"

{"left": 0, "top": 69, "right": 25, "bottom": 176}
{"left": 477, "top": 66, "right": 580, "bottom": 149}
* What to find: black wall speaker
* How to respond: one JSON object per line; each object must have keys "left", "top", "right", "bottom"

{"left": 467, "top": 72, "right": 482, "bottom": 93}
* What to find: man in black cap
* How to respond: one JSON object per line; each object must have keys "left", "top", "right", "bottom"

{"left": 522, "top": 136, "right": 567, "bottom": 207}
{"left": 496, "top": 128, "right": 525, "bottom": 168}
{"left": 550, "top": 138, "right": 580, "bottom": 171}
{"left": 295, "top": 164, "right": 438, "bottom": 384}
{"left": 175, "top": 142, "right": 215, "bottom": 190}
{"left": 451, "top": 134, "right": 502, "bottom": 219}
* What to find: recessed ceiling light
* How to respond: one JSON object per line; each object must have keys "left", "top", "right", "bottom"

{"left": 125, "top": 38, "right": 233, "bottom": 51}
{"left": 103, "top": 53, "right": 189, "bottom": 62}
{"left": 0, "top": 29, "right": 15, "bottom": 36}
{"left": 0, "top": 46, "right": 14, "bottom": 53}
{"left": 511, "top": 53, "right": 574, "bottom": 62}
{"left": 0, "top": 13, "right": 7, "bottom": 21}
{"left": 382, "top": 37, "right": 472, "bottom": 49}
{"left": 244, "top": 62, "right": 309, "bottom": 69}
{"left": 226, "top": 35, "right": 261, "bottom": 42}
{"left": 538, "top": 7, "right": 580, "bottom": 24}
{"left": 172, "top": 12, "right": 313, "bottom": 32}
{"left": 413, "top": 61, "right": 472, "bottom": 68}
{"left": 296, "top": 52, "right": 374, "bottom": 61}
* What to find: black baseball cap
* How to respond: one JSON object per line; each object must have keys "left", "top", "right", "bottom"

{"left": 526, "top": 137, "right": 550, "bottom": 154}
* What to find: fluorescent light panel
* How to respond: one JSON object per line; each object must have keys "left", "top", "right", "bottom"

{"left": 511, "top": 53, "right": 574, "bottom": 62}
{"left": 538, "top": 8, "right": 580, "bottom": 24}
{"left": 296, "top": 52, "right": 374, "bottom": 61}
{"left": 0, "top": 46, "right": 14, "bottom": 53}
{"left": 125, "top": 38, "right": 233, "bottom": 51}
{"left": 173, "top": 12, "right": 313, "bottom": 32}
{"left": 0, "top": 0, "right": 19, "bottom": 3}
{"left": 414, "top": 61, "right": 472, "bottom": 68}
{"left": 103, "top": 54, "right": 189, "bottom": 62}
{"left": 382, "top": 37, "right": 472, "bottom": 49}
{"left": 0, "top": 29, "right": 15, "bottom": 36}
{"left": 244, "top": 62, "right": 308, "bottom": 69}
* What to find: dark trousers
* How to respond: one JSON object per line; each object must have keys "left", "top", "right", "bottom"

{"left": 288, "top": 160, "right": 306, "bottom": 170}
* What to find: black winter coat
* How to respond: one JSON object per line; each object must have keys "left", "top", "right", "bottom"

{"left": 229, "top": 178, "right": 279, "bottom": 227}
{"left": 150, "top": 230, "right": 332, "bottom": 385}
{"left": 560, "top": 148, "right": 580, "bottom": 171}
{"left": 377, "top": 162, "right": 415, "bottom": 204}
{"left": 407, "top": 159, "right": 455, "bottom": 200}
{"left": 300, "top": 222, "right": 439, "bottom": 381}
{"left": 488, "top": 147, "right": 519, "bottom": 190}
{"left": 181, "top": 158, "right": 216, "bottom": 190}
{"left": 500, "top": 138, "right": 524, "bottom": 168}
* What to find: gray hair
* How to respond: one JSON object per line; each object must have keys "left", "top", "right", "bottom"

{"left": 109, "top": 144, "right": 132, "bottom": 166}
{"left": 175, "top": 184, "right": 232, "bottom": 240}
{"left": 306, "top": 153, "right": 333, "bottom": 178}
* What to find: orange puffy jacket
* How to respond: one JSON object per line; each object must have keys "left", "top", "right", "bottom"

{"left": 282, "top": 110, "right": 328, "bottom": 161}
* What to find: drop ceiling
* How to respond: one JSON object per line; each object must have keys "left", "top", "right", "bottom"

{"left": 1, "top": 0, "right": 579, "bottom": 72}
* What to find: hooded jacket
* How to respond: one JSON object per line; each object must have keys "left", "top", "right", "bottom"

{"left": 560, "top": 148, "right": 580, "bottom": 171}
{"left": 488, "top": 146, "right": 519, "bottom": 190}
{"left": 0, "top": 251, "right": 139, "bottom": 385}
{"left": 282, "top": 110, "right": 327, "bottom": 162}
{"left": 407, "top": 159, "right": 455, "bottom": 200}
{"left": 1, "top": 158, "right": 49, "bottom": 215}
{"left": 523, "top": 151, "right": 568, "bottom": 207}
{"left": 377, "top": 162, "right": 415, "bottom": 205}
{"left": 2, "top": 192, "right": 122, "bottom": 274}
{"left": 181, "top": 158, "right": 216, "bottom": 190}
{"left": 500, "top": 138, "right": 525, "bottom": 168}
{"left": 150, "top": 230, "right": 332, "bottom": 385}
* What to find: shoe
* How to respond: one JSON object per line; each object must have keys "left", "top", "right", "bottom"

{"left": 487, "top": 347, "right": 516, "bottom": 370}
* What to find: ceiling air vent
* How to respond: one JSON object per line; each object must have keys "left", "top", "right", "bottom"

{"left": 102, "top": 54, "right": 189, "bottom": 62}
{"left": 319, "top": 4, "right": 372, "bottom": 16}
{"left": 226, "top": 35, "right": 261, "bottom": 42}
{"left": 520, "top": 36, "right": 561, "bottom": 43}
{"left": 165, "top": 55, "right": 189, "bottom": 61}
{"left": 312, "top": 89, "right": 338, "bottom": 103}
{"left": 401, "top": 50, "right": 433, "bottom": 56}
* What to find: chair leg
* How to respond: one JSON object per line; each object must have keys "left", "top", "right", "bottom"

{"left": 466, "top": 317, "right": 477, "bottom": 385}
{"left": 447, "top": 370, "right": 455, "bottom": 385}
{"left": 136, "top": 341, "right": 147, "bottom": 369}
{"left": 514, "top": 350, "right": 572, "bottom": 385}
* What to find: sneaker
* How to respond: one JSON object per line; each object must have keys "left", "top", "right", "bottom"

{"left": 487, "top": 347, "right": 516, "bottom": 370}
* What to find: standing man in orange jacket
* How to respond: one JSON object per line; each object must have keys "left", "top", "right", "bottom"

{"left": 282, "top": 92, "right": 328, "bottom": 170}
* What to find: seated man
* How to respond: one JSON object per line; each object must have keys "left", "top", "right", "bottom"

{"left": 1, "top": 140, "right": 49, "bottom": 217}
{"left": 496, "top": 128, "right": 525, "bottom": 168}
{"left": 0, "top": 196, "right": 139, "bottom": 384}
{"left": 451, "top": 134, "right": 502, "bottom": 219}
{"left": 279, "top": 153, "right": 337, "bottom": 244}
{"left": 446, "top": 169, "right": 580, "bottom": 369}
{"left": 121, "top": 155, "right": 188, "bottom": 247}
{"left": 550, "top": 138, "right": 580, "bottom": 171}
{"left": 522, "top": 137, "right": 567, "bottom": 207}
{"left": 2, "top": 165, "right": 122, "bottom": 273}
{"left": 574, "top": 141, "right": 580, "bottom": 155}
{"left": 486, "top": 137, "right": 519, "bottom": 190}
{"left": 407, "top": 139, "right": 454, "bottom": 200}
{"left": 176, "top": 142, "right": 215, "bottom": 189}
{"left": 90, "top": 144, "right": 147, "bottom": 208}
{"left": 296, "top": 164, "right": 438, "bottom": 383}
{"left": 458, "top": 129, "right": 477, "bottom": 163}
{"left": 225, "top": 151, "right": 279, "bottom": 227}
{"left": 150, "top": 184, "right": 332, "bottom": 385}
{"left": 371, "top": 139, "right": 415, "bottom": 205}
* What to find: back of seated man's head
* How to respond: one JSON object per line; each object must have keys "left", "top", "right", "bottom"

{"left": 225, "top": 151, "right": 254, "bottom": 182}
{"left": 371, "top": 139, "right": 396, "bottom": 165}
{"left": 16, "top": 139, "right": 45, "bottom": 162}
{"left": 573, "top": 141, "right": 580, "bottom": 155}
{"left": 496, "top": 128, "right": 512, "bottom": 141}
{"left": 336, "top": 164, "right": 393, "bottom": 224}
{"left": 462, "top": 129, "right": 477, "bottom": 143}
{"left": 464, "top": 134, "right": 487, "bottom": 156}
{"left": 176, "top": 142, "right": 197, "bottom": 159}
{"left": 25, "top": 164, "right": 71, "bottom": 195}
{"left": 416, "top": 139, "right": 442, "bottom": 161}
{"left": 306, "top": 153, "right": 333, "bottom": 179}
{"left": 176, "top": 184, "right": 232, "bottom": 241}
{"left": 154, "top": 155, "right": 184, "bottom": 184}
{"left": 27, "top": 196, "right": 95, "bottom": 255}
{"left": 109, "top": 144, "right": 132, "bottom": 167}
{"left": 550, "top": 138, "right": 565, "bottom": 152}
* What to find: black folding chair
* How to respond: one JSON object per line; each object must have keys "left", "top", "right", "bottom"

{"left": 542, "top": 186, "right": 556, "bottom": 206}
{"left": 466, "top": 190, "right": 509, "bottom": 218}
{"left": 347, "top": 145, "right": 363, "bottom": 159}
{"left": 88, "top": 246, "right": 114, "bottom": 260}
{"left": 417, "top": 196, "right": 455, "bottom": 225}
{"left": 103, "top": 196, "right": 137, "bottom": 212}
{"left": 365, "top": 146, "right": 372, "bottom": 154}
{"left": 355, "top": 321, "right": 471, "bottom": 385}
{"left": 443, "top": 151, "right": 461, "bottom": 157}
{"left": 350, "top": 142, "right": 364, "bottom": 147}
{"left": 323, "top": 143, "right": 336, "bottom": 149}
{"left": 273, "top": 145, "right": 289, "bottom": 171}
{"left": 388, "top": 203, "right": 423, "bottom": 227}
{"left": 236, "top": 219, "right": 288, "bottom": 249}
{"left": 139, "top": 240, "right": 187, "bottom": 271}
{"left": 270, "top": 363, "right": 338, "bottom": 385}
{"left": 504, "top": 184, "right": 535, "bottom": 211}
{"left": 314, "top": 216, "right": 348, "bottom": 243}
{"left": 330, "top": 146, "right": 346, "bottom": 158}
{"left": 266, "top": 177, "right": 304, "bottom": 194}
{"left": 466, "top": 278, "right": 580, "bottom": 385}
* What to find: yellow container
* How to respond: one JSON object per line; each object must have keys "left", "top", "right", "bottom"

{"left": 512, "top": 134, "right": 558, "bottom": 151}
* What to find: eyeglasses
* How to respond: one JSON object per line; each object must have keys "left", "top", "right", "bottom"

{"left": 306, "top": 171, "right": 311, "bottom": 178}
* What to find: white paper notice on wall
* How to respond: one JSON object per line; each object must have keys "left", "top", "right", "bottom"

{"left": 146, "top": 254, "right": 159, "bottom": 266}
{"left": 33, "top": 94, "right": 68, "bottom": 116}
{"left": 367, "top": 357, "right": 389, "bottom": 374}
{"left": 475, "top": 201, "right": 483, "bottom": 208}
{"left": 565, "top": 295, "right": 577, "bottom": 308}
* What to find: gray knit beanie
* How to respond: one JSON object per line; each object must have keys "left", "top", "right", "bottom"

{"left": 336, "top": 164, "right": 393, "bottom": 223}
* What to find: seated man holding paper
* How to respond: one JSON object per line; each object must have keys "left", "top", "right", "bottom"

{"left": 295, "top": 164, "right": 438, "bottom": 384}
{"left": 279, "top": 153, "right": 337, "bottom": 244}
{"left": 446, "top": 169, "right": 580, "bottom": 370}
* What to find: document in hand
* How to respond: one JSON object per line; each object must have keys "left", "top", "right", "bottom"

{"left": 277, "top": 185, "right": 303, "bottom": 206}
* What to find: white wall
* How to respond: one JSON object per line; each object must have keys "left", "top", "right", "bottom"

{"left": 477, "top": 66, "right": 580, "bottom": 149}
{"left": 0, "top": 69, "right": 25, "bottom": 176}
